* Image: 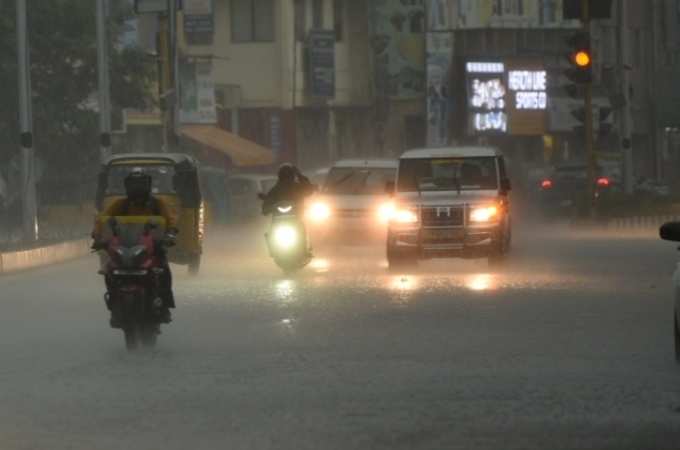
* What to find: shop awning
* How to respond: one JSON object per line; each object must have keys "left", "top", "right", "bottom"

{"left": 179, "top": 125, "right": 275, "bottom": 167}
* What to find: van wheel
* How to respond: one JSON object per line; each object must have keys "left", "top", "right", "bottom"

{"left": 188, "top": 256, "right": 201, "bottom": 276}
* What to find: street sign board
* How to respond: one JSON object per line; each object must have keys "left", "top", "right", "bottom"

{"left": 134, "top": 0, "right": 167, "bottom": 14}
{"left": 307, "top": 30, "right": 335, "bottom": 98}
{"left": 184, "top": 0, "right": 214, "bottom": 45}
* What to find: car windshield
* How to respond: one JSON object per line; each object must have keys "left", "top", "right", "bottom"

{"left": 397, "top": 157, "right": 498, "bottom": 192}
{"left": 106, "top": 164, "right": 176, "bottom": 195}
{"left": 323, "top": 167, "right": 396, "bottom": 195}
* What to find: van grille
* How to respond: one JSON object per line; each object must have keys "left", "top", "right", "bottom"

{"left": 421, "top": 206, "right": 464, "bottom": 227}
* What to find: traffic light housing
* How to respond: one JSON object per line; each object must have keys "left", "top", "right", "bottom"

{"left": 565, "top": 32, "right": 592, "bottom": 85}
{"left": 563, "top": 0, "right": 613, "bottom": 20}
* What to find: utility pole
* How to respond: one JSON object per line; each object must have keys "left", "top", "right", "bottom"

{"left": 618, "top": 0, "right": 634, "bottom": 194}
{"left": 581, "top": 0, "right": 596, "bottom": 217}
{"left": 96, "top": 0, "right": 112, "bottom": 162}
{"left": 158, "top": 13, "right": 171, "bottom": 152}
{"left": 16, "top": 0, "right": 38, "bottom": 242}
{"left": 169, "top": 0, "right": 179, "bottom": 150}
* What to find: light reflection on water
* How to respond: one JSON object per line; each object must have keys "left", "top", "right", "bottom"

{"left": 275, "top": 279, "right": 296, "bottom": 302}
{"left": 465, "top": 273, "right": 497, "bottom": 292}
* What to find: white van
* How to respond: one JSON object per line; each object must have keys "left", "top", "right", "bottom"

{"left": 387, "top": 147, "right": 512, "bottom": 268}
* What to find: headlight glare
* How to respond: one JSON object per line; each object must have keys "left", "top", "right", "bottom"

{"left": 273, "top": 225, "right": 298, "bottom": 250}
{"left": 392, "top": 209, "right": 418, "bottom": 224}
{"left": 377, "top": 201, "right": 396, "bottom": 223}
{"left": 307, "top": 202, "right": 331, "bottom": 223}
{"left": 470, "top": 206, "right": 499, "bottom": 223}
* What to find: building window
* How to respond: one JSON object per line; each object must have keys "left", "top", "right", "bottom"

{"left": 231, "top": 0, "right": 274, "bottom": 43}
{"left": 294, "top": 0, "right": 306, "bottom": 41}
{"left": 334, "top": 0, "right": 344, "bottom": 41}
{"left": 312, "top": 0, "right": 324, "bottom": 29}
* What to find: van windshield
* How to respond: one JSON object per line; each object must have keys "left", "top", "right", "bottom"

{"left": 397, "top": 157, "right": 498, "bottom": 192}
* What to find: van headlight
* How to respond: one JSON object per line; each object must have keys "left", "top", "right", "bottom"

{"left": 307, "top": 201, "right": 331, "bottom": 223}
{"left": 377, "top": 201, "right": 396, "bottom": 223}
{"left": 470, "top": 205, "right": 499, "bottom": 223}
{"left": 273, "top": 225, "right": 298, "bottom": 250}
{"left": 391, "top": 208, "right": 418, "bottom": 224}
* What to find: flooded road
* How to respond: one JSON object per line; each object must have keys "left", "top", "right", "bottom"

{"left": 1, "top": 222, "right": 679, "bottom": 450}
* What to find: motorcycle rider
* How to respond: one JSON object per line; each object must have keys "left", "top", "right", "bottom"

{"left": 261, "top": 164, "right": 315, "bottom": 215}
{"left": 92, "top": 169, "right": 177, "bottom": 325}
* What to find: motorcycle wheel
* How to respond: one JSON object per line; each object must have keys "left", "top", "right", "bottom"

{"left": 124, "top": 327, "right": 138, "bottom": 351}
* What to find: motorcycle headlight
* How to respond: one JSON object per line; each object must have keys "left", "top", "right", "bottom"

{"left": 273, "top": 225, "right": 298, "bottom": 250}
{"left": 307, "top": 201, "right": 331, "bottom": 223}
{"left": 470, "top": 205, "right": 499, "bottom": 223}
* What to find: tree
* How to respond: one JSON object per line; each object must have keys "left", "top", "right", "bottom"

{"left": 0, "top": 0, "right": 155, "bottom": 198}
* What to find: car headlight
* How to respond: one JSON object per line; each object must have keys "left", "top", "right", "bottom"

{"left": 470, "top": 205, "right": 499, "bottom": 223}
{"left": 307, "top": 201, "right": 331, "bottom": 223}
{"left": 391, "top": 208, "right": 418, "bottom": 224}
{"left": 273, "top": 225, "right": 298, "bottom": 250}
{"left": 377, "top": 201, "right": 396, "bottom": 223}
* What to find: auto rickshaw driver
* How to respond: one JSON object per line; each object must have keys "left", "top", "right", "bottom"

{"left": 93, "top": 169, "right": 177, "bottom": 325}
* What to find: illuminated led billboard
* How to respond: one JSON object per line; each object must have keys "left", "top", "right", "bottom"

{"left": 466, "top": 60, "right": 548, "bottom": 136}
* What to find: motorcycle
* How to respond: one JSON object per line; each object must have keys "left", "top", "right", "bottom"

{"left": 97, "top": 216, "right": 173, "bottom": 350}
{"left": 259, "top": 195, "right": 312, "bottom": 273}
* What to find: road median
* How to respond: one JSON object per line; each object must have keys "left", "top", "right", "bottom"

{"left": 0, "top": 238, "right": 90, "bottom": 274}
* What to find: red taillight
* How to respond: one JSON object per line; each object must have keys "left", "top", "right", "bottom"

{"left": 541, "top": 179, "right": 553, "bottom": 190}
{"left": 596, "top": 177, "right": 610, "bottom": 187}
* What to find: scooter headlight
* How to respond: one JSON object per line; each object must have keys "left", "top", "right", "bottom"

{"left": 273, "top": 225, "right": 298, "bottom": 250}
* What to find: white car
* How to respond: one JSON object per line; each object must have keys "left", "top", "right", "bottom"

{"left": 660, "top": 222, "right": 680, "bottom": 363}
{"left": 387, "top": 146, "right": 512, "bottom": 268}
{"left": 227, "top": 173, "right": 278, "bottom": 221}
{"left": 306, "top": 159, "right": 398, "bottom": 241}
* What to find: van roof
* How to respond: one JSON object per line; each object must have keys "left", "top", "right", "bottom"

{"left": 332, "top": 159, "right": 399, "bottom": 169}
{"left": 400, "top": 146, "right": 502, "bottom": 160}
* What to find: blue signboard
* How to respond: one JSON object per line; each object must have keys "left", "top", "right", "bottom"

{"left": 308, "top": 30, "right": 335, "bottom": 98}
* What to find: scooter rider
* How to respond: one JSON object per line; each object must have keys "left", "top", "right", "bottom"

{"left": 92, "top": 169, "right": 177, "bottom": 325}
{"left": 261, "top": 164, "right": 315, "bottom": 215}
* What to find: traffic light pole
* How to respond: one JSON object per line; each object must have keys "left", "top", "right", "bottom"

{"left": 582, "top": 0, "right": 597, "bottom": 218}
{"left": 16, "top": 0, "right": 38, "bottom": 242}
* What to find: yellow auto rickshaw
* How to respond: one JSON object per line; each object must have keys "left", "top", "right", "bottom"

{"left": 95, "top": 153, "right": 204, "bottom": 274}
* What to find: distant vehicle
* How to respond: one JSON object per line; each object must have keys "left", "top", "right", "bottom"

{"left": 227, "top": 173, "right": 278, "bottom": 222}
{"left": 305, "top": 167, "right": 330, "bottom": 187}
{"left": 659, "top": 221, "right": 680, "bottom": 363}
{"left": 537, "top": 162, "right": 614, "bottom": 219}
{"left": 96, "top": 153, "right": 203, "bottom": 275}
{"left": 387, "top": 146, "right": 512, "bottom": 268}
{"left": 306, "top": 159, "right": 398, "bottom": 242}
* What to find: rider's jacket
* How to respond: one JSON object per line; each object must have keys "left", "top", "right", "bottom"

{"left": 93, "top": 196, "right": 177, "bottom": 237}
{"left": 261, "top": 176, "right": 315, "bottom": 215}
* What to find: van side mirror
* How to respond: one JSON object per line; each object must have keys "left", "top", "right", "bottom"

{"left": 385, "top": 181, "right": 395, "bottom": 196}
{"left": 501, "top": 178, "right": 512, "bottom": 193}
{"left": 660, "top": 222, "right": 680, "bottom": 242}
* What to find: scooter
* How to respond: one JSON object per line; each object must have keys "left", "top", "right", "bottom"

{"left": 259, "top": 195, "right": 312, "bottom": 273}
